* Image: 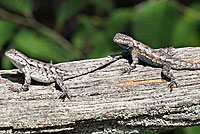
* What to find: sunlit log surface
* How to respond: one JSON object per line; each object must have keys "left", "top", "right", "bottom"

{"left": 1, "top": 47, "right": 200, "bottom": 133}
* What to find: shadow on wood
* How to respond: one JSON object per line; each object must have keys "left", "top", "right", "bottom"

{"left": 0, "top": 47, "right": 200, "bottom": 133}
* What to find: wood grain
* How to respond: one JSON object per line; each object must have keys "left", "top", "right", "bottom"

{"left": 1, "top": 47, "right": 200, "bottom": 133}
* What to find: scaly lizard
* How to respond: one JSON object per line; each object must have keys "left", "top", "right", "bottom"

{"left": 5, "top": 49, "right": 122, "bottom": 101}
{"left": 113, "top": 33, "right": 200, "bottom": 91}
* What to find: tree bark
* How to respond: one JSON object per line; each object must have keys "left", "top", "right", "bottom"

{"left": 1, "top": 47, "right": 200, "bottom": 134}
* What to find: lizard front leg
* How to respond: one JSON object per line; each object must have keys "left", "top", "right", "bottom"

{"left": 122, "top": 48, "right": 138, "bottom": 74}
{"left": 22, "top": 73, "right": 31, "bottom": 91}
{"left": 162, "top": 63, "right": 178, "bottom": 92}
{"left": 20, "top": 66, "right": 31, "bottom": 91}
{"left": 56, "top": 76, "right": 70, "bottom": 101}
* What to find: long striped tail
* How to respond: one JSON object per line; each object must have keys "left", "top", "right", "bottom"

{"left": 57, "top": 55, "right": 123, "bottom": 80}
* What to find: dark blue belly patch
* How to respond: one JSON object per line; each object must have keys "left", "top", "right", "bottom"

{"left": 137, "top": 55, "right": 163, "bottom": 67}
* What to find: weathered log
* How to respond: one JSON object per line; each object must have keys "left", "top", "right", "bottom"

{"left": 1, "top": 47, "right": 200, "bottom": 133}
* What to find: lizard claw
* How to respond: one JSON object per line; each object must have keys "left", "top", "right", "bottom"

{"left": 168, "top": 80, "right": 178, "bottom": 92}
{"left": 120, "top": 67, "right": 131, "bottom": 75}
{"left": 22, "top": 85, "right": 29, "bottom": 91}
{"left": 12, "top": 85, "right": 29, "bottom": 93}
{"left": 59, "top": 93, "right": 71, "bottom": 102}
{"left": 120, "top": 65, "right": 135, "bottom": 75}
{"left": 12, "top": 88, "right": 21, "bottom": 93}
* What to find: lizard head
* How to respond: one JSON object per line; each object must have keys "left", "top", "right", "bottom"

{"left": 5, "top": 49, "right": 28, "bottom": 68}
{"left": 113, "top": 33, "right": 134, "bottom": 50}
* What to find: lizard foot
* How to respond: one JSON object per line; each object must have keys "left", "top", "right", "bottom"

{"left": 120, "top": 67, "right": 132, "bottom": 75}
{"left": 168, "top": 80, "right": 178, "bottom": 92}
{"left": 12, "top": 85, "right": 29, "bottom": 93}
{"left": 22, "top": 85, "right": 29, "bottom": 91}
{"left": 59, "top": 93, "right": 70, "bottom": 102}
{"left": 12, "top": 88, "right": 21, "bottom": 93}
{"left": 120, "top": 65, "right": 136, "bottom": 75}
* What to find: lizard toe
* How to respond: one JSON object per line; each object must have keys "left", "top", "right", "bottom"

{"left": 59, "top": 93, "right": 71, "bottom": 102}
{"left": 168, "top": 80, "right": 178, "bottom": 92}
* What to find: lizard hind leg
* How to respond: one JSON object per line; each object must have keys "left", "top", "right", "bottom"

{"left": 162, "top": 64, "right": 178, "bottom": 92}
{"left": 55, "top": 76, "right": 70, "bottom": 101}
{"left": 160, "top": 47, "right": 177, "bottom": 56}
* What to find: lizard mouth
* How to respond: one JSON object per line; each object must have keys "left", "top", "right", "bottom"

{"left": 5, "top": 49, "right": 16, "bottom": 57}
{"left": 119, "top": 44, "right": 131, "bottom": 50}
{"left": 5, "top": 51, "right": 12, "bottom": 58}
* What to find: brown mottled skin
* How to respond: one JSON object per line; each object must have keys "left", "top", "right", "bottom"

{"left": 113, "top": 33, "right": 200, "bottom": 90}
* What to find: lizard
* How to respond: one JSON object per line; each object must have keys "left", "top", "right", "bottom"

{"left": 113, "top": 33, "right": 200, "bottom": 91}
{"left": 5, "top": 49, "right": 122, "bottom": 101}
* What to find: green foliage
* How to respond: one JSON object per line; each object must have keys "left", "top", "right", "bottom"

{"left": 0, "top": 20, "right": 16, "bottom": 47}
{"left": 56, "top": 0, "right": 89, "bottom": 29}
{"left": 106, "top": 8, "right": 135, "bottom": 36}
{"left": 171, "top": 2, "right": 200, "bottom": 47}
{"left": 13, "top": 28, "right": 72, "bottom": 62}
{"left": 0, "top": 0, "right": 32, "bottom": 15}
{"left": 90, "top": 0, "right": 113, "bottom": 13}
{"left": 0, "top": 0, "right": 199, "bottom": 69}
{"left": 1, "top": 0, "right": 199, "bottom": 68}
{"left": 184, "top": 126, "right": 200, "bottom": 134}
{"left": 132, "top": 1, "right": 180, "bottom": 48}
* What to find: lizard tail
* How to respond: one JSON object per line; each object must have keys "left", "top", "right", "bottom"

{"left": 62, "top": 55, "right": 123, "bottom": 80}
{"left": 171, "top": 58, "right": 200, "bottom": 70}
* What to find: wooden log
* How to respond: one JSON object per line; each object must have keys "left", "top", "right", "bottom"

{"left": 1, "top": 47, "right": 200, "bottom": 133}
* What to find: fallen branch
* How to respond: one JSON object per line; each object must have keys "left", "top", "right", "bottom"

{"left": 1, "top": 47, "right": 200, "bottom": 133}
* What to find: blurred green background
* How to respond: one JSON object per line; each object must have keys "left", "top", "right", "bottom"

{"left": 0, "top": 0, "right": 200, "bottom": 133}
